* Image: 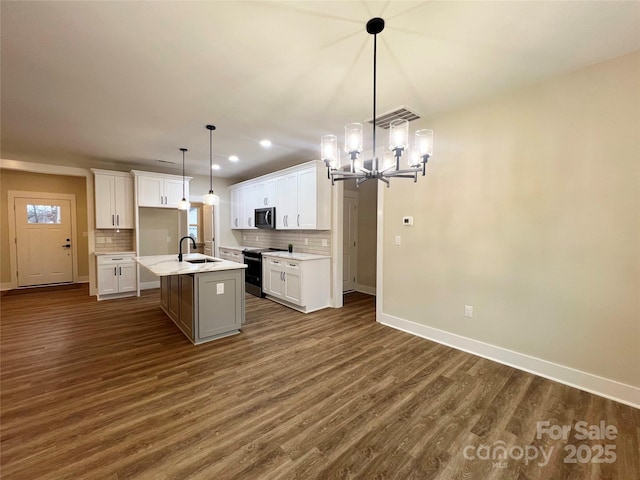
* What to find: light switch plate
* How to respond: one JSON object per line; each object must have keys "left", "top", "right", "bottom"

{"left": 465, "top": 305, "right": 473, "bottom": 318}
{"left": 217, "top": 283, "right": 224, "bottom": 295}
{"left": 395, "top": 235, "right": 401, "bottom": 246}
{"left": 402, "top": 216, "right": 414, "bottom": 226}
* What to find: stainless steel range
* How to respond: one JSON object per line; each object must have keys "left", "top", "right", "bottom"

{"left": 243, "top": 248, "right": 286, "bottom": 297}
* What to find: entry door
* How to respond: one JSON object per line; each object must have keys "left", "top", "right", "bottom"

{"left": 343, "top": 194, "right": 358, "bottom": 292}
{"left": 15, "top": 197, "right": 73, "bottom": 286}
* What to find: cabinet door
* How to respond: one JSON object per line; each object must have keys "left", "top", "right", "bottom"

{"left": 168, "top": 275, "right": 180, "bottom": 323}
{"left": 98, "top": 264, "right": 118, "bottom": 295}
{"left": 230, "top": 188, "right": 241, "bottom": 229}
{"left": 164, "top": 179, "right": 185, "bottom": 207}
{"left": 197, "top": 273, "right": 242, "bottom": 339}
{"left": 284, "top": 262, "right": 302, "bottom": 304}
{"left": 276, "top": 173, "right": 297, "bottom": 229}
{"left": 160, "top": 276, "right": 169, "bottom": 312}
{"left": 267, "top": 262, "right": 285, "bottom": 297}
{"left": 263, "top": 178, "right": 276, "bottom": 208}
{"left": 117, "top": 263, "right": 137, "bottom": 292}
{"left": 202, "top": 204, "right": 213, "bottom": 243}
{"left": 297, "top": 167, "right": 317, "bottom": 229}
{"left": 94, "top": 175, "right": 116, "bottom": 228}
{"left": 114, "top": 176, "right": 134, "bottom": 228}
{"left": 138, "top": 176, "right": 164, "bottom": 207}
{"left": 243, "top": 184, "right": 258, "bottom": 229}
{"left": 179, "top": 275, "right": 194, "bottom": 339}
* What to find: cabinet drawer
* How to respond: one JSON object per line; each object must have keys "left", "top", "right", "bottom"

{"left": 283, "top": 260, "right": 300, "bottom": 272}
{"left": 97, "top": 255, "right": 135, "bottom": 265}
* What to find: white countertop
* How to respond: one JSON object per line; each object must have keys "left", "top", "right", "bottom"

{"left": 261, "top": 251, "right": 331, "bottom": 261}
{"left": 219, "top": 245, "right": 259, "bottom": 251}
{"left": 95, "top": 251, "right": 136, "bottom": 256}
{"left": 134, "top": 253, "right": 247, "bottom": 276}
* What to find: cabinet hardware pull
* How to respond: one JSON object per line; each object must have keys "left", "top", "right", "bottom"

{"left": 114, "top": 267, "right": 117, "bottom": 276}
{"left": 297, "top": 214, "right": 300, "bottom": 226}
{"left": 116, "top": 214, "right": 119, "bottom": 226}
{"left": 111, "top": 258, "right": 123, "bottom": 261}
{"left": 112, "top": 214, "right": 115, "bottom": 226}
{"left": 119, "top": 267, "right": 122, "bottom": 275}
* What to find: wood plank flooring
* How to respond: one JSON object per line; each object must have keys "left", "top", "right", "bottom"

{"left": 1, "top": 285, "right": 638, "bottom": 479}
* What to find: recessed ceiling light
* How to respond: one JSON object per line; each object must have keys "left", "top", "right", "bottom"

{"left": 212, "top": 164, "right": 221, "bottom": 170}
{"left": 228, "top": 155, "right": 239, "bottom": 162}
{"left": 260, "top": 139, "right": 272, "bottom": 148}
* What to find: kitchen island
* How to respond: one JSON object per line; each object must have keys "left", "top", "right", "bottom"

{"left": 135, "top": 253, "right": 247, "bottom": 344}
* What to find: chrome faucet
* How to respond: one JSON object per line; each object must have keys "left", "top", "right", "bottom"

{"left": 178, "top": 236, "right": 196, "bottom": 262}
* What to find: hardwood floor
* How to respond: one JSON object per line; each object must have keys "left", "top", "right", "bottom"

{"left": 1, "top": 285, "right": 638, "bottom": 479}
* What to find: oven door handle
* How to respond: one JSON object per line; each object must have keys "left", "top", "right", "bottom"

{"left": 243, "top": 256, "right": 261, "bottom": 262}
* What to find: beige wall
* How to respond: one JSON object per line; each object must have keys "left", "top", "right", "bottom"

{"left": 138, "top": 208, "right": 179, "bottom": 284}
{"left": 189, "top": 175, "right": 237, "bottom": 248}
{"left": 0, "top": 169, "right": 89, "bottom": 283}
{"left": 382, "top": 51, "right": 640, "bottom": 387}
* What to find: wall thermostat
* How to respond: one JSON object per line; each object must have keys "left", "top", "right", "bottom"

{"left": 402, "top": 216, "right": 414, "bottom": 226}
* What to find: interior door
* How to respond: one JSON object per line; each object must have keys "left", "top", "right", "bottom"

{"left": 343, "top": 194, "right": 358, "bottom": 292}
{"left": 15, "top": 197, "right": 73, "bottom": 286}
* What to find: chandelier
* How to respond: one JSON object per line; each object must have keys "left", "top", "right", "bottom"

{"left": 321, "top": 17, "right": 434, "bottom": 187}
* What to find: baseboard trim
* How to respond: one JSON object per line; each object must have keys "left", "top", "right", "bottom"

{"left": 355, "top": 284, "right": 376, "bottom": 296}
{"left": 378, "top": 312, "right": 640, "bottom": 409}
{"left": 1, "top": 282, "right": 15, "bottom": 291}
{"left": 76, "top": 276, "right": 89, "bottom": 283}
{"left": 140, "top": 281, "right": 160, "bottom": 290}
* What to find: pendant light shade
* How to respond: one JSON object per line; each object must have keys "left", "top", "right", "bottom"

{"left": 177, "top": 147, "right": 190, "bottom": 211}
{"left": 203, "top": 124, "right": 218, "bottom": 206}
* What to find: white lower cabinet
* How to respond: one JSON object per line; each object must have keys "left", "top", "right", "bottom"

{"left": 97, "top": 255, "right": 137, "bottom": 299}
{"left": 262, "top": 255, "right": 329, "bottom": 313}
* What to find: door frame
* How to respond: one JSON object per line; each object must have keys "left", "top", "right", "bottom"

{"left": 343, "top": 190, "right": 359, "bottom": 293}
{"left": 7, "top": 190, "right": 79, "bottom": 288}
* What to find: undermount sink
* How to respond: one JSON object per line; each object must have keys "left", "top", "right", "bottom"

{"left": 186, "top": 258, "right": 220, "bottom": 264}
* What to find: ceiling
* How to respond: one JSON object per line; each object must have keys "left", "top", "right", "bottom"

{"left": 2, "top": 1, "right": 639, "bottom": 180}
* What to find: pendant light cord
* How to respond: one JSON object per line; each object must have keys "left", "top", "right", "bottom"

{"left": 209, "top": 127, "right": 213, "bottom": 191}
{"left": 372, "top": 32, "right": 377, "bottom": 173}
{"left": 182, "top": 149, "right": 186, "bottom": 198}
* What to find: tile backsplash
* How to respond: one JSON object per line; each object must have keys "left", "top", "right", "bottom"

{"left": 237, "top": 230, "right": 331, "bottom": 256}
{"left": 95, "top": 229, "right": 135, "bottom": 252}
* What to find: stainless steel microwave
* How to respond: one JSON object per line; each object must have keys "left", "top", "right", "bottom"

{"left": 255, "top": 207, "right": 276, "bottom": 229}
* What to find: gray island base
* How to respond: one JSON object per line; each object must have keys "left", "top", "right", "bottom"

{"left": 134, "top": 254, "right": 246, "bottom": 345}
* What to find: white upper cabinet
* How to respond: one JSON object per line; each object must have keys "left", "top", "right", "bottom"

{"left": 132, "top": 171, "right": 191, "bottom": 208}
{"left": 275, "top": 172, "right": 298, "bottom": 229}
{"left": 257, "top": 178, "right": 276, "bottom": 208}
{"left": 92, "top": 169, "right": 134, "bottom": 229}
{"left": 230, "top": 161, "right": 330, "bottom": 231}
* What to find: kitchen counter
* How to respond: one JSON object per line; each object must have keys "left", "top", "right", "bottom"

{"left": 134, "top": 253, "right": 246, "bottom": 276}
{"left": 96, "top": 251, "right": 137, "bottom": 256}
{"left": 135, "top": 253, "right": 246, "bottom": 345}
{"left": 261, "top": 251, "right": 331, "bottom": 261}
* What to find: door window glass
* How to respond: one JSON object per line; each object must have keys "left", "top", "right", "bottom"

{"left": 26, "top": 204, "right": 61, "bottom": 224}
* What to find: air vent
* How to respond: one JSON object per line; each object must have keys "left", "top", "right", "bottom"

{"left": 157, "top": 159, "right": 176, "bottom": 165}
{"left": 366, "top": 105, "right": 421, "bottom": 129}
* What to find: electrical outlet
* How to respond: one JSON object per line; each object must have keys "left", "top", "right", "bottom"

{"left": 465, "top": 305, "right": 473, "bottom": 318}
{"left": 166, "top": 237, "right": 171, "bottom": 243}
{"left": 305, "top": 238, "right": 309, "bottom": 245}
{"left": 402, "top": 216, "right": 414, "bottom": 226}
{"left": 243, "top": 235, "right": 246, "bottom": 240}
{"left": 322, "top": 239, "right": 328, "bottom": 247}
{"left": 395, "top": 235, "right": 401, "bottom": 246}
{"left": 256, "top": 235, "right": 259, "bottom": 241}
{"left": 216, "top": 283, "right": 224, "bottom": 295}
{"left": 106, "top": 237, "right": 113, "bottom": 244}
{"left": 96, "top": 237, "right": 105, "bottom": 244}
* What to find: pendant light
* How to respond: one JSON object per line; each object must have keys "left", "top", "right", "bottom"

{"left": 177, "top": 147, "right": 190, "bottom": 211}
{"left": 203, "top": 124, "right": 218, "bottom": 205}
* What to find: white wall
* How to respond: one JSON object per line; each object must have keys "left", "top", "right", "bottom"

{"left": 380, "top": 51, "right": 640, "bottom": 402}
